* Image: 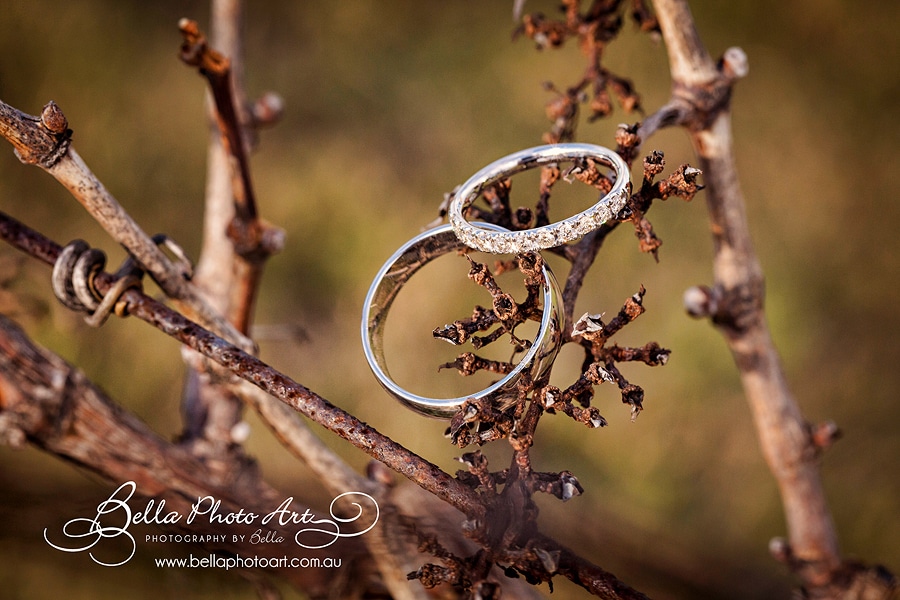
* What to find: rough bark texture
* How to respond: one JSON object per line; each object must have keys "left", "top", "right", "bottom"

{"left": 649, "top": 1, "right": 894, "bottom": 597}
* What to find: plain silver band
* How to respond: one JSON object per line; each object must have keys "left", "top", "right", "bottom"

{"left": 361, "top": 223, "right": 563, "bottom": 419}
{"left": 448, "top": 143, "right": 630, "bottom": 254}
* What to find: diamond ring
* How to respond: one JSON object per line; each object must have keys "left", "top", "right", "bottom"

{"left": 361, "top": 223, "right": 563, "bottom": 418}
{"left": 448, "top": 143, "right": 630, "bottom": 254}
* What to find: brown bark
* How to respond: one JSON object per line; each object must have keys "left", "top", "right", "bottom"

{"left": 647, "top": 1, "right": 895, "bottom": 597}
{"left": 0, "top": 314, "right": 370, "bottom": 597}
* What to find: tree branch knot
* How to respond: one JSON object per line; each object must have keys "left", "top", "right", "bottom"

{"left": 0, "top": 100, "right": 72, "bottom": 168}
{"left": 670, "top": 46, "right": 748, "bottom": 132}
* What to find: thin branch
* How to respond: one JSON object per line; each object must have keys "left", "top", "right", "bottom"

{"left": 175, "top": 4, "right": 267, "bottom": 472}
{"left": 0, "top": 209, "right": 482, "bottom": 517}
{"left": 561, "top": 224, "right": 618, "bottom": 332}
{"left": 697, "top": 114, "right": 845, "bottom": 585}
{"left": 0, "top": 208, "right": 652, "bottom": 599}
{"left": 179, "top": 16, "right": 258, "bottom": 224}
{"left": 179, "top": 16, "right": 284, "bottom": 335}
{"left": 0, "top": 99, "right": 253, "bottom": 353}
{"left": 535, "top": 533, "right": 651, "bottom": 600}
{"left": 647, "top": 1, "right": 894, "bottom": 596}
{"left": 635, "top": 99, "right": 689, "bottom": 145}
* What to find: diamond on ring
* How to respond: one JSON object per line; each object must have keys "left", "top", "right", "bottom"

{"left": 448, "top": 143, "right": 630, "bottom": 254}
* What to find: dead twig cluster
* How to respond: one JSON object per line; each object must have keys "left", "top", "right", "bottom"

{"left": 514, "top": 0, "right": 653, "bottom": 138}
{"left": 411, "top": 140, "right": 685, "bottom": 596}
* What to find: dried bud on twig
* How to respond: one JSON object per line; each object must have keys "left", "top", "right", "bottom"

{"left": 720, "top": 46, "right": 749, "bottom": 80}
{"left": 572, "top": 311, "right": 605, "bottom": 338}
{"left": 439, "top": 352, "right": 515, "bottom": 377}
{"left": 642, "top": 149, "right": 666, "bottom": 181}
{"left": 540, "top": 385, "right": 561, "bottom": 409}
{"left": 683, "top": 285, "right": 716, "bottom": 318}
{"left": 40, "top": 101, "right": 68, "bottom": 135}
{"left": 810, "top": 420, "right": 841, "bottom": 452}
{"left": 250, "top": 92, "right": 284, "bottom": 127}
{"left": 558, "top": 472, "right": 583, "bottom": 501}
{"left": 769, "top": 537, "right": 793, "bottom": 564}
{"left": 615, "top": 122, "right": 642, "bottom": 163}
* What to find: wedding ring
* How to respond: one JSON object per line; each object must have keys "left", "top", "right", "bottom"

{"left": 361, "top": 223, "right": 563, "bottom": 418}
{"left": 448, "top": 143, "right": 630, "bottom": 254}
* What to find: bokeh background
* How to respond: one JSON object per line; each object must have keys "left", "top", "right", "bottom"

{"left": 0, "top": 1, "right": 897, "bottom": 598}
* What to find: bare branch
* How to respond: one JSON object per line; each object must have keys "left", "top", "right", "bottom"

{"left": 647, "top": 1, "right": 895, "bottom": 596}
{"left": 0, "top": 204, "right": 652, "bottom": 599}
{"left": 0, "top": 99, "right": 253, "bottom": 352}
{"left": 0, "top": 209, "right": 483, "bottom": 518}
{"left": 175, "top": 5, "right": 266, "bottom": 471}
{"left": 0, "top": 313, "right": 365, "bottom": 597}
{"left": 178, "top": 17, "right": 284, "bottom": 335}
{"left": 652, "top": 0, "right": 717, "bottom": 87}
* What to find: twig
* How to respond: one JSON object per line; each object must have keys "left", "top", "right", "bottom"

{"left": 0, "top": 210, "right": 481, "bottom": 515}
{"left": 560, "top": 224, "right": 618, "bottom": 331}
{"left": 175, "top": 3, "right": 262, "bottom": 472}
{"left": 534, "top": 533, "right": 651, "bottom": 600}
{"left": 0, "top": 208, "right": 652, "bottom": 599}
{"left": 0, "top": 99, "right": 253, "bottom": 353}
{"left": 646, "top": 0, "right": 895, "bottom": 596}
{"left": 179, "top": 16, "right": 284, "bottom": 335}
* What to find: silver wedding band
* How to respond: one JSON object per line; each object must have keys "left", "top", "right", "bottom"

{"left": 448, "top": 143, "right": 630, "bottom": 254}
{"left": 361, "top": 223, "right": 563, "bottom": 418}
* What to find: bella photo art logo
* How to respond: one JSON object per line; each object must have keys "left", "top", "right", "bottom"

{"left": 43, "top": 481, "right": 379, "bottom": 567}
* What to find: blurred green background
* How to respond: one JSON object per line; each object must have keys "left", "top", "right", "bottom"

{"left": 0, "top": 1, "right": 897, "bottom": 598}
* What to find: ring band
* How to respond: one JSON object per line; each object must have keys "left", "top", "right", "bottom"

{"left": 448, "top": 143, "right": 630, "bottom": 254}
{"left": 361, "top": 223, "right": 563, "bottom": 418}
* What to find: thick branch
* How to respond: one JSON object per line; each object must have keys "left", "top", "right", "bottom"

{"left": 0, "top": 314, "right": 365, "bottom": 596}
{"left": 692, "top": 112, "right": 842, "bottom": 583}
{"left": 646, "top": 1, "right": 898, "bottom": 596}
